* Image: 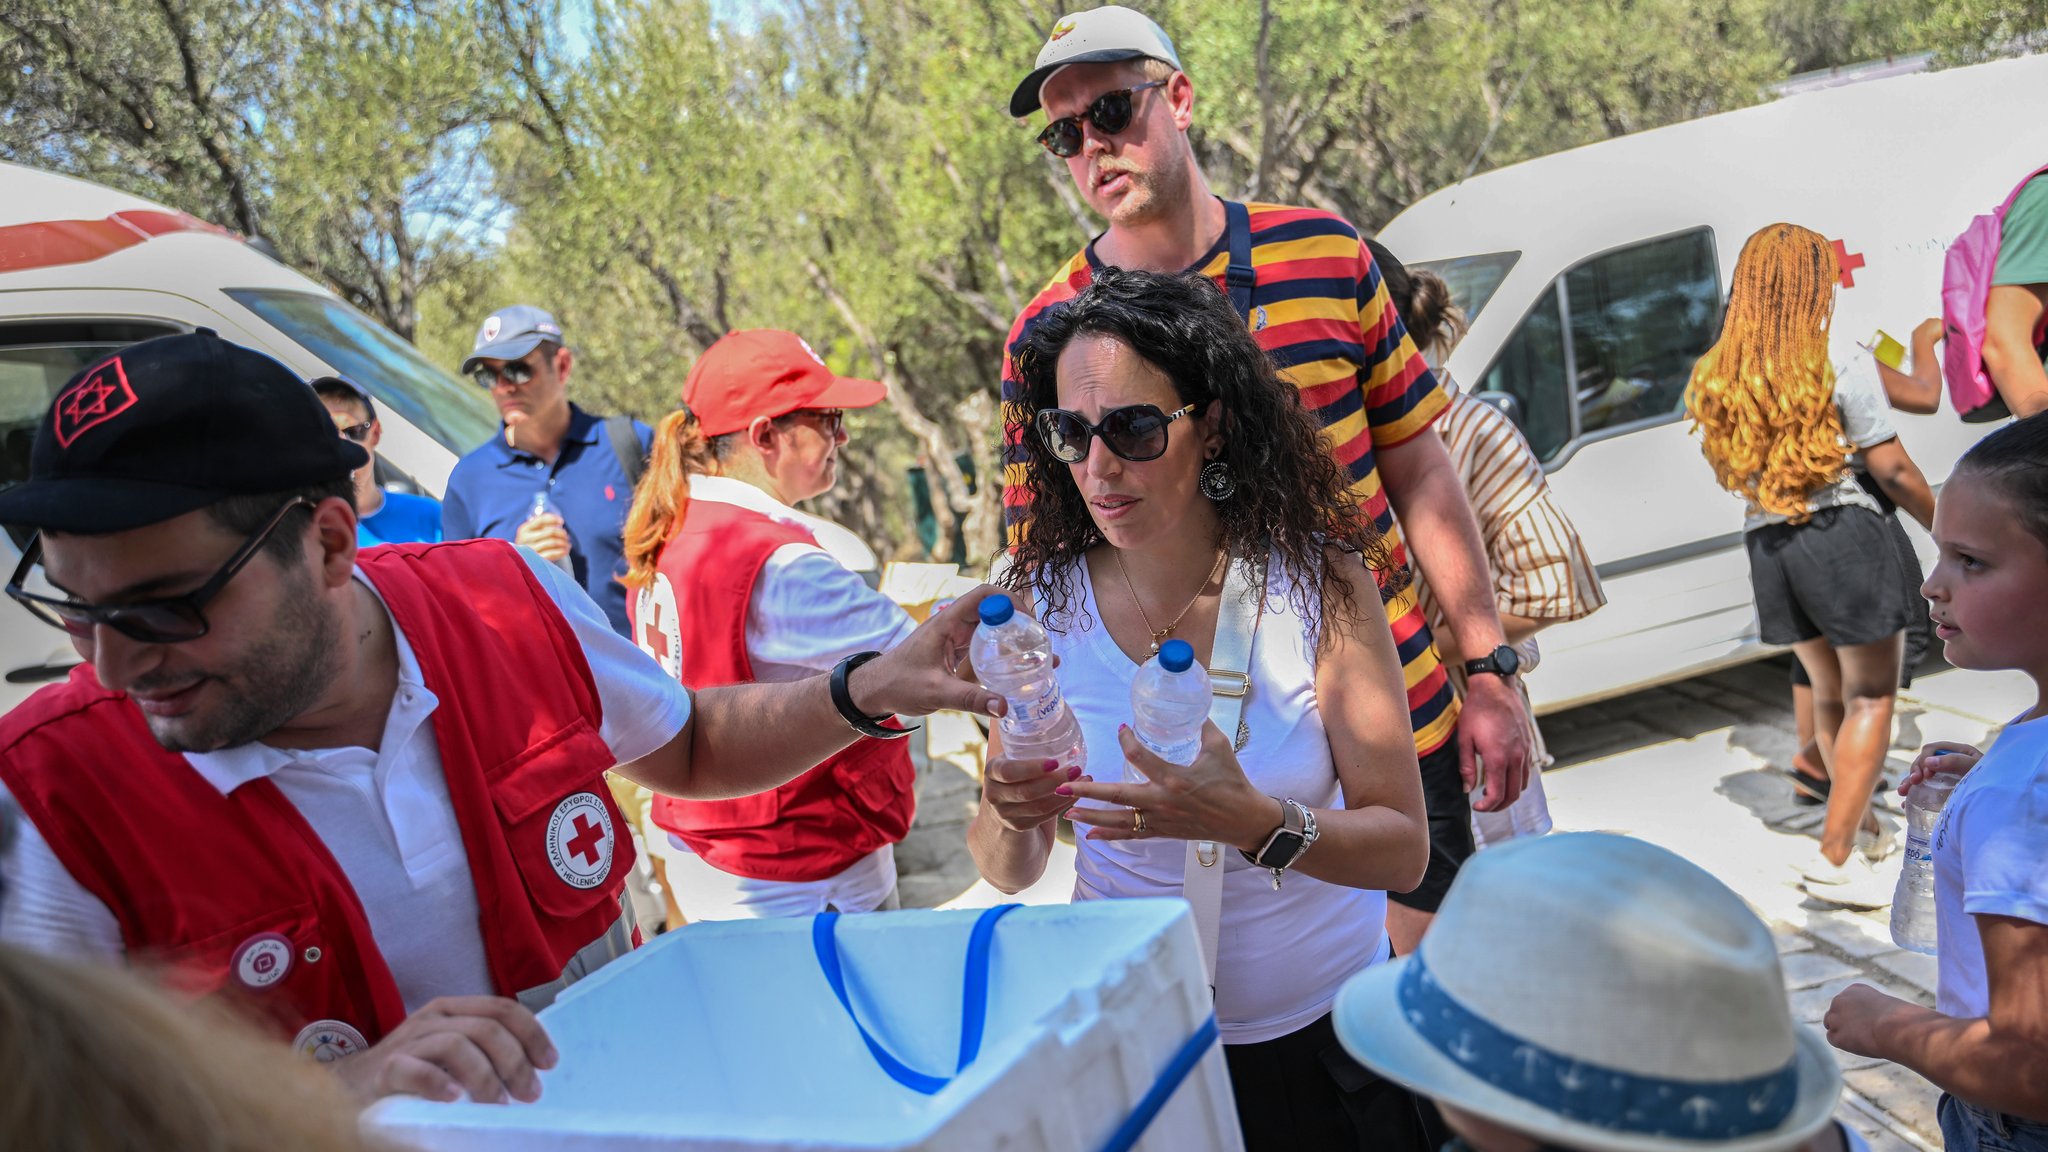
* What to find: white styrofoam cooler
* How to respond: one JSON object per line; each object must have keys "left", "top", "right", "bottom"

{"left": 367, "top": 899, "right": 1241, "bottom": 1151}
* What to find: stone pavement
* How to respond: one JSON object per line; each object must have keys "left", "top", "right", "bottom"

{"left": 892, "top": 654, "right": 2032, "bottom": 1149}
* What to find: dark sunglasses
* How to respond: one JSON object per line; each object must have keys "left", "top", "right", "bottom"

{"left": 336, "top": 420, "right": 374, "bottom": 443}
{"left": 7, "top": 498, "right": 315, "bottom": 645}
{"left": 1036, "top": 79, "right": 1167, "bottom": 158}
{"left": 470, "top": 359, "right": 538, "bottom": 389}
{"left": 782, "top": 408, "right": 845, "bottom": 436}
{"left": 1034, "top": 402, "right": 1201, "bottom": 464}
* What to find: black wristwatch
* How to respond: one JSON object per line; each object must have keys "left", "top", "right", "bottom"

{"left": 829, "top": 652, "right": 918, "bottom": 740}
{"left": 1464, "top": 644, "right": 1522, "bottom": 679}
{"left": 1240, "top": 798, "right": 1318, "bottom": 888}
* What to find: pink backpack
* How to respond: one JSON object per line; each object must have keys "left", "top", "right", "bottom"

{"left": 1942, "top": 163, "right": 2048, "bottom": 421}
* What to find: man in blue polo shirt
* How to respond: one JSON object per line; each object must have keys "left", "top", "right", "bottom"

{"left": 442, "top": 305, "right": 652, "bottom": 636}
{"left": 314, "top": 376, "right": 444, "bottom": 547}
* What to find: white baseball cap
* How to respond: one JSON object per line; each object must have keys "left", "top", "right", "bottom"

{"left": 1009, "top": 5, "right": 1183, "bottom": 118}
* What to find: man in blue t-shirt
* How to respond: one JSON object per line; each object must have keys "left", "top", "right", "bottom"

{"left": 313, "top": 376, "right": 444, "bottom": 547}
{"left": 441, "top": 305, "right": 651, "bottom": 637}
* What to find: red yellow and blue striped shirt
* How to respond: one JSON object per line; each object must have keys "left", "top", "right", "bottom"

{"left": 1000, "top": 202, "right": 1457, "bottom": 755}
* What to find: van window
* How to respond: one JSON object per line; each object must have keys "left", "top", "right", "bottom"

{"left": 1410, "top": 251, "right": 1519, "bottom": 323}
{"left": 1475, "top": 286, "right": 1573, "bottom": 461}
{"left": 1565, "top": 229, "right": 1720, "bottom": 439}
{"left": 225, "top": 290, "right": 498, "bottom": 454}
{"left": 0, "top": 321, "right": 182, "bottom": 491}
{"left": 1473, "top": 228, "right": 1722, "bottom": 465}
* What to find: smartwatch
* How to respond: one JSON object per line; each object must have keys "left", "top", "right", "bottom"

{"left": 1240, "top": 798, "right": 1318, "bottom": 888}
{"left": 1464, "top": 644, "right": 1522, "bottom": 679}
{"left": 829, "top": 652, "right": 918, "bottom": 740}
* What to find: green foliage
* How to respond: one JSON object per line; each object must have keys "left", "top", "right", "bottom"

{"left": 3, "top": 0, "right": 2041, "bottom": 556}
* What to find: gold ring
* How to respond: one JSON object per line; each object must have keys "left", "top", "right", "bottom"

{"left": 1133, "top": 809, "right": 1147, "bottom": 833}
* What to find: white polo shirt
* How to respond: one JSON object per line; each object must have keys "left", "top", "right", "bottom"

{"left": 0, "top": 549, "right": 691, "bottom": 1012}
{"left": 686, "top": 475, "right": 915, "bottom": 681}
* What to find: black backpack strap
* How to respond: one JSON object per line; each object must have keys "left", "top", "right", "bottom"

{"left": 605, "top": 414, "right": 647, "bottom": 488}
{"left": 1222, "top": 199, "right": 1256, "bottom": 323}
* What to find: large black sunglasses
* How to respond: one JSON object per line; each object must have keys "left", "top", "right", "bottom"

{"left": 1034, "top": 402, "right": 1201, "bottom": 464}
{"left": 7, "top": 498, "right": 315, "bottom": 645}
{"left": 470, "top": 359, "right": 537, "bottom": 389}
{"left": 1036, "top": 80, "right": 1167, "bottom": 159}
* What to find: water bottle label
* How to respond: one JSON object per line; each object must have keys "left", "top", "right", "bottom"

{"left": 1009, "top": 684, "right": 1063, "bottom": 726}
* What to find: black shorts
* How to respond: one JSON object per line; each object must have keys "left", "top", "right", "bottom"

{"left": 1388, "top": 741, "right": 1471, "bottom": 914}
{"left": 1746, "top": 505, "right": 1912, "bottom": 649}
{"left": 1785, "top": 505, "right": 1930, "bottom": 688}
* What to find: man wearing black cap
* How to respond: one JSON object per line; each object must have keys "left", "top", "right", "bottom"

{"left": 0, "top": 331, "right": 1004, "bottom": 1106}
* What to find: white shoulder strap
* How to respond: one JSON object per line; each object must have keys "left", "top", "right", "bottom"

{"left": 1183, "top": 552, "right": 1265, "bottom": 988}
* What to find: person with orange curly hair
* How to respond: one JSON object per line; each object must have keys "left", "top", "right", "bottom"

{"left": 1687, "top": 223, "right": 1937, "bottom": 909}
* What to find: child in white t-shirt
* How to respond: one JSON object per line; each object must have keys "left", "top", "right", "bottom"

{"left": 1821, "top": 415, "right": 2048, "bottom": 1148}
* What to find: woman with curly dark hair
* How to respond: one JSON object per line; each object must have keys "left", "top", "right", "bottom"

{"left": 967, "top": 268, "right": 1433, "bottom": 1150}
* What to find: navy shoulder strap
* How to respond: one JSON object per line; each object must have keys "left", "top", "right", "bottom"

{"left": 1222, "top": 199, "right": 1255, "bottom": 323}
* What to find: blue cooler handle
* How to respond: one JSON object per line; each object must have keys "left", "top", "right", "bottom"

{"left": 811, "top": 903, "right": 1021, "bottom": 1096}
{"left": 812, "top": 904, "right": 1221, "bottom": 1150}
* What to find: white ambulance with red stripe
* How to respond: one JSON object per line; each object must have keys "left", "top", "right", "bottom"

{"left": 1378, "top": 52, "right": 2048, "bottom": 713}
{"left": 0, "top": 161, "right": 495, "bottom": 709}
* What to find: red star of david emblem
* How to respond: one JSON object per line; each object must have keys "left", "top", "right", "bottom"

{"left": 566, "top": 812, "right": 606, "bottom": 866}
{"left": 52, "top": 358, "right": 138, "bottom": 448}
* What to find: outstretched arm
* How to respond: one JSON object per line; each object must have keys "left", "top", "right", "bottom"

{"left": 618, "top": 587, "right": 1005, "bottom": 799}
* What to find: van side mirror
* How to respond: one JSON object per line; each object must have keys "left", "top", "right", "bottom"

{"left": 1471, "top": 390, "right": 1523, "bottom": 426}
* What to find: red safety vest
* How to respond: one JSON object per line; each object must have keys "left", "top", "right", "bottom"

{"left": 632, "top": 497, "right": 914, "bottom": 882}
{"left": 0, "top": 541, "right": 637, "bottom": 1058}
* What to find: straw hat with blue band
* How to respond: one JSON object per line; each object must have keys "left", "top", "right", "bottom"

{"left": 1333, "top": 833, "right": 1842, "bottom": 1152}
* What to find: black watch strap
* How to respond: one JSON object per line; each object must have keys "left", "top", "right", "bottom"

{"left": 829, "top": 652, "right": 918, "bottom": 741}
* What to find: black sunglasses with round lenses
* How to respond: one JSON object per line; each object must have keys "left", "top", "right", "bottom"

{"left": 1036, "top": 79, "right": 1167, "bottom": 159}
{"left": 1034, "top": 402, "right": 1201, "bottom": 464}
{"left": 6, "top": 497, "right": 315, "bottom": 645}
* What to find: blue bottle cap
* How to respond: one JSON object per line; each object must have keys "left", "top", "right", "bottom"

{"left": 1158, "top": 639, "right": 1195, "bottom": 673}
{"left": 978, "top": 593, "right": 1015, "bottom": 627}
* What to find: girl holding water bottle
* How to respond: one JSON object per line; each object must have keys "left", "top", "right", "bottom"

{"left": 967, "top": 269, "right": 1432, "bottom": 1151}
{"left": 1823, "top": 415, "right": 2048, "bottom": 1145}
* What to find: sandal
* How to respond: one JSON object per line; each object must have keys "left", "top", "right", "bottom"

{"left": 1782, "top": 765, "right": 1831, "bottom": 806}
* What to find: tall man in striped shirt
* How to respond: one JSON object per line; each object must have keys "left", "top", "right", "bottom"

{"left": 1002, "top": 5, "right": 1531, "bottom": 951}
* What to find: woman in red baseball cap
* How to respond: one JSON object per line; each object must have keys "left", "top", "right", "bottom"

{"left": 620, "top": 329, "right": 918, "bottom": 919}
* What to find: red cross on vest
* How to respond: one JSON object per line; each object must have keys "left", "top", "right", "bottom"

{"left": 566, "top": 812, "right": 606, "bottom": 867}
{"left": 639, "top": 602, "right": 670, "bottom": 665}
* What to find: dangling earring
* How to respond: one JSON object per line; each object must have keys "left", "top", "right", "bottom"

{"left": 1200, "top": 460, "right": 1235, "bottom": 501}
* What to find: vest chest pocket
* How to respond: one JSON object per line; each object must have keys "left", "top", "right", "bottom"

{"left": 835, "top": 746, "right": 916, "bottom": 823}
{"left": 147, "top": 903, "right": 327, "bottom": 1030}
{"left": 489, "top": 721, "right": 631, "bottom": 920}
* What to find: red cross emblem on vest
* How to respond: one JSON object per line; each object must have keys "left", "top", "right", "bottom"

{"left": 52, "top": 358, "right": 139, "bottom": 448}
{"left": 545, "top": 792, "right": 614, "bottom": 890}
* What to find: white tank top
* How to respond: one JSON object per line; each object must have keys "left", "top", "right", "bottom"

{"left": 1041, "top": 559, "right": 1389, "bottom": 1044}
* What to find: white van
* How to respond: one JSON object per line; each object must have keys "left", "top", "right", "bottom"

{"left": 1378, "top": 51, "right": 2048, "bottom": 714}
{"left": 0, "top": 161, "right": 499, "bottom": 710}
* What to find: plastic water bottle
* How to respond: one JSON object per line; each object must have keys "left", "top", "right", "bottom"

{"left": 970, "top": 593, "right": 1087, "bottom": 789}
{"left": 530, "top": 488, "right": 559, "bottom": 523}
{"left": 1889, "top": 771, "right": 1963, "bottom": 955}
{"left": 528, "top": 488, "right": 574, "bottom": 574}
{"left": 1130, "top": 639, "right": 1212, "bottom": 776}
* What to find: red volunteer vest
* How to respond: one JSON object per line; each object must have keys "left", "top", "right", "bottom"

{"left": 632, "top": 498, "right": 914, "bottom": 882}
{"left": 0, "top": 541, "right": 636, "bottom": 1054}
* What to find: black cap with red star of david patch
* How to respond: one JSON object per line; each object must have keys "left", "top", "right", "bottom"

{"left": 0, "top": 329, "right": 369, "bottom": 534}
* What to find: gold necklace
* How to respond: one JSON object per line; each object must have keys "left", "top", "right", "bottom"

{"left": 1113, "top": 548, "right": 1228, "bottom": 653}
